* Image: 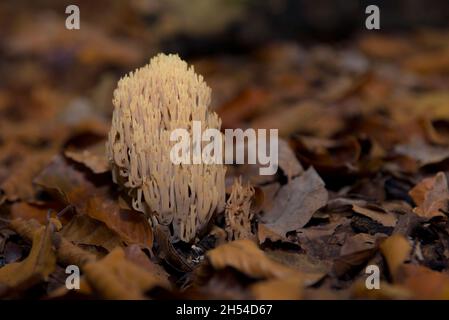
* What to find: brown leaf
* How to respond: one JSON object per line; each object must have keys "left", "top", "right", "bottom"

{"left": 251, "top": 101, "right": 342, "bottom": 138}
{"left": 86, "top": 197, "right": 153, "bottom": 249}
{"left": 352, "top": 204, "right": 398, "bottom": 228}
{"left": 34, "top": 155, "right": 153, "bottom": 248}
{"left": 153, "top": 224, "right": 193, "bottom": 272}
{"left": 398, "top": 264, "right": 449, "bottom": 299}
{"left": 291, "top": 136, "right": 361, "bottom": 176}
{"left": 351, "top": 280, "right": 412, "bottom": 300}
{"left": 64, "top": 141, "right": 110, "bottom": 174}
{"left": 60, "top": 215, "right": 123, "bottom": 252}
{"left": 333, "top": 249, "right": 377, "bottom": 278}
{"left": 409, "top": 172, "right": 449, "bottom": 219}
{"left": 261, "top": 167, "right": 328, "bottom": 236}
{"left": 52, "top": 232, "right": 97, "bottom": 268}
{"left": 206, "top": 239, "right": 301, "bottom": 280}
{"left": 0, "top": 152, "right": 53, "bottom": 203}
{"left": 6, "top": 14, "right": 143, "bottom": 67}
{"left": 380, "top": 234, "right": 411, "bottom": 280}
{"left": 358, "top": 34, "right": 413, "bottom": 59}
{"left": 33, "top": 155, "right": 95, "bottom": 206}
{"left": 264, "top": 250, "right": 329, "bottom": 286}
{"left": 0, "top": 223, "right": 56, "bottom": 288}
{"left": 124, "top": 244, "right": 171, "bottom": 289}
{"left": 395, "top": 138, "right": 449, "bottom": 167}
{"left": 393, "top": 93, "right": 449, "bottom": 124}
{"left": 217, "top": 87, "right": 271, "bottom": 129}
{"left": 257, "top": 223, "right": 284, "bottom": 244}
{"left": 250, "top": 276, "right": 303, "bottom": 300}
{"left": 83, "top": 247, "right": 169, "bottom": 300}
{"left": 9, "top": 202, "right": 49, "bottom": 225}
{"left": 8, "top": 218, "right": 96, "bottom": 269}
{"left": 403, "top": 49, "right": 449, "bottom": 74}
{"left": 277, "top": 138, "right": 303, "bottom": 180}
{"left": 340, "top": 233, "right": 379, "bottom": 256}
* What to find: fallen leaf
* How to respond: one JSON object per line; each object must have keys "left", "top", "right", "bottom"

{"left": 257, "top": 223, "right": 284, "bottom": 244}
{"left": 251, "top": 101, "right": 342, "bottom": 138}
{"left": 207, "top": 239, "right": 301, "bottom": 280}
{"left": 351, "top": 279, "right": 412, "bottom": 299}
{"left": 340, "top": 233, "right": 380, "bottom": 256}
{"left": 333, "top": 249, "right": 377, "bottom": 278}
{"left": 395, "top": 138, "right": 449, "bottom": 167}
{"left": 393, "top": 92, "right": 449, "bottom": 124}
{"left": 217, "top": 87, "right": 271, "bottom": 129}
{"left": 6, "top": 14, "right": 143, "bottom": 67}
{"left": 358, "top": 34, "right": 413, "bottom": 59}
{"left": 261, "top": 167, "right": 328, "bottom": 236}
{"left": 0, "top": 223, "right": 56, "bottom": 288}
{"left": 380, "top": 234, "right": 411, "bottom": 280}
{"left": 34, "top": 155, "right": 153, "bottom": 248}
{"left": 291, "top": 136, "right": 361, "bottom": 177}
{"left": 60, "top": 215, "right": 123, "bottom": 252}
{"left": 409, "top": 172, "right": 449, "bottom": 219}
{"left": 153, "top": 224, "right": 193, "bottom": 272}
{"left": 64, "top": 141, "right": 110, "bottom": 174}
{"left": 277, "top": 138, "right": 303, "bottom": 180}
{"left": 83, "top": 247, "right": 170, "bottom": 299}
{"left": 124, "top": 244, "right": 171, "bottom": 289}
{"left": 352, "top": 204, "right": 398, "bottom": 228}
{"left": 9, "top": 202, "right": 49, "bottom": 225}
{"left": 403, "top": 49, "right": 449, "bottom": 74}
{"left": 8, "top": 218, "right": 97, "bottom": 269}
{"left": 250, "top": 276, "right": 303, "bottom": 300}
{"left": 0, "top": 152, "right": 54, "bottom": 203}
{"left": 264, "top": 249, "right": 329, "bottom": 285}
{"left": 86, "top": 197, "right": 153, "bottom": 249}
{"left": 398, "top": 264, "right": 449, "bottom": 299}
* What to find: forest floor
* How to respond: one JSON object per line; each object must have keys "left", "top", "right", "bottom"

{"left": 1, "top": 3, "right": 449, "bottom": 300}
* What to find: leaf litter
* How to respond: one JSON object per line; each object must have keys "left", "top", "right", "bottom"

{"left": 1, "top": 2, "right": 449, "bottom": 300}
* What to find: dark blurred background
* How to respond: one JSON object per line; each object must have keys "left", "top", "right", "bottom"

{"left": 1, "top": 0, "right": 448, "bottom": 58}
{"left": 0, "top": 0, "right": 448, "bottom": 129}
{"left": 1, "top": 0, "right": 449, "bottom": 200}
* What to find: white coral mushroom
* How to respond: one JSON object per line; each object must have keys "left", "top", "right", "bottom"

{"left": 225, "top": 178, "right": 255, "bottom": 241}
{"left": 106, "top": 53, "right": 226, "bottom": 242}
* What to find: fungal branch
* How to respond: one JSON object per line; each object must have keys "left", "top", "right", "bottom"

{"left": 106, "top": 53, "right": 226, "bottom": 242}
{"left": 225, "top": 178, "right": 255, "bottom": 241}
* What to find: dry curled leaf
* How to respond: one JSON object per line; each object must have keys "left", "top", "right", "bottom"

{"left": 257, "top": 223, "right": 284, "bottom": 244}
{"left": 0, "top": 152, "right": 54, "bottom": 203}
{"left": 398, "top": 264, "right": 449, "bottom": 299}
{"left": 251, "top": 101, "right": 342, "bottom": 138}
{"left": 64, "top": 141, "right": 110, "bottom": 174}
{"left": 124, "top": 244, "right": 170, "bottom": 289}
{"left": 85, "top": 197, "right": 153, "bottom": 249}
{"left": 8, "top": 217, "right": 97, "bottom": 269}
{"left": 250, "top": 276, "right": 303, "bottom": 300}
{"left": 206, "top": 239, "right": 301, "bottom": 280}
{"left": 34, "top": 155, "right": 153, "bottom": 248}
{"left": 380, "top": 233, "right": 411, "bottom": 280}
{"left": 351, "top": 280, "right": 412, "bottom": 300}
{"left": 261, "top": 167, "right": 328, "bottom": 236}
{"left": 333, "top": 249, "right": 377, "bottom": 278}
{"left": 0, "top": 223, "right": 56, "bottom": 289}
{"left": 83, "top": 247, "right": 169, "bottom": 300}
{"left": 409, "top": 172, "right": 449, "bottom": 219}
{"left": 291, "top": 136, "right": 361, "bottom": 176}
{"left": 60, "top": 214, "right": 123, "bottom": 252}
{"left": 9, "top": 202, "right": 49, "bottom": 225}
{"left": 264, "top": 250, "right": 329, "bottom": 286}
{"left": 352, "top": 204, "right": 398, "bottom": 228}
{"left": 277, "top": 138, "right": 303, "bottom": 180}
